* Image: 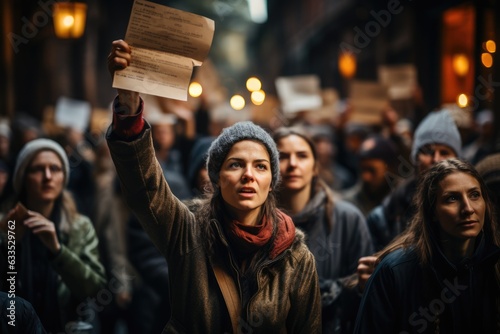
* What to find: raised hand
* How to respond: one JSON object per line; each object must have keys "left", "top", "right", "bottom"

{"left": 23, "top": 210, "right": 61, "bottom": 255}
{"left": 107, "top": 39, "right": 140, "bottom": 114}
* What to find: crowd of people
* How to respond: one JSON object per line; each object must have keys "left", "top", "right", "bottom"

{"left": 0, "top": 38, "right": 498, "bottom": 334}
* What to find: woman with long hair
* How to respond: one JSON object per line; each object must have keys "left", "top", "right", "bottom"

{"left": 272, "top": 125, "right": 374, "bottom": 333}
{"left": 106, "top": 39, "right": 321, "bottom": 333}
{"left": 354, "top": 158, "right": 500, "bottom": 333}
{"left": 0, "top": 138, "right": 106, "bottom": 333}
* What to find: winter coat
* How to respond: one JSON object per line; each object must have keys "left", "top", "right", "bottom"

{"left": 107, "top": 124, "right": 322, "bottom": 333}
{"left": 0, "top": 291, "right": 46, "bottom": 333}
{"left": 290, "top": 183, "right": 374, "bottom": 333}
{"left": 354, "top": 233, "right": 500, "bottom": 334}
{"left": 0, "top": 210, "right": 106, "bottom": 331}
{"left": 366, "top": 177, "right": 417, "bottom": 251}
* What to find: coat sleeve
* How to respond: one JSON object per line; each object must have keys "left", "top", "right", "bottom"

{"left": 106, "top": 123, "right": 198, "bottom": 261}
{"left": 50, "top": 216, "right": 106, "bottom": 301}
{"left": 321, "top": 201, "right": 375, "bottom": 330}
{"left": 353, "top": 256, "right": 398, "bottom": 334}
{"left": 287, "top": 246, "right": 322, "bottom": 333}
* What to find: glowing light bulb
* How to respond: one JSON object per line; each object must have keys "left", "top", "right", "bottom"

{"left": 457, "top": 94, "right": 468, "bottom": 107}
{"left": 230, "top": 95, "right": 246, "bottom": 110}
{"left": 246, "top": 77, "right": 262, "bottom": 92}
{"left": 63, "top": 15, "right": 75, "bottom": 27}
{"left": 482, "top": 53, "right": 493, "bottom": 68}
{"left": 485, "top": 40, "right": 496, "bottom": 53}
{"left": 189, "top": 82, "right": 203, "bottom": 97}
{"left": 251, "top": 90, "right": 265, "bottom": 105}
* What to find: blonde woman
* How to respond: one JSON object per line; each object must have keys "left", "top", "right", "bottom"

{"left": 0, "top": 139, "right": 106, "bottom": 333}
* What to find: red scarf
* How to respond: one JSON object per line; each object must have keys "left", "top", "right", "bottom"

{"left": 225, "top": 210, "right": 296, "bottom": 259}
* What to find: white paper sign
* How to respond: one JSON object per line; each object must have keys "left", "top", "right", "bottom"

{"left": 55, "top": 96, "right": 91, "bottom": 132}
{"left": 275, "top": 75, "right": 323, "bottom": 114}
{"left": 113, "top": 0, "right": 215, "bottom": 101}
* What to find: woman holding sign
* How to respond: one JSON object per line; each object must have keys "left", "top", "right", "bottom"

{"left": 106, "top": 39, "right": 321, "bottom": 333}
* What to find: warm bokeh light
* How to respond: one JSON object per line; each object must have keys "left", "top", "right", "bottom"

{"left": 481, "top": 53, "right": 493, "bottom": 68}
{"left": 63, "top": 15, "right": 75, "bottom": 27}
{"left": 457, "top": 93, "right": 468, "bottom": 107}
{"left": 251, "top": 90, "right": 266, "bottom": 105}
{"left": 189, "top": 82, "right": 203, "bottom": 97}
{"left": 338, "top": 52, "right": 357, "bottom": 79}
{"left": 452, "top": 54, "right": 469, "bottom": 77}
{"left": 485, "top": 40, "right": 496, "bottom": 53}
{"left": 246, "top": 77, "right": 262, "bottom": 92}
{"left": 230, "top": 95, "right": 246, "bottom": 110}
{"left": 53, "top": 2, "right": 87, "bottom": 38}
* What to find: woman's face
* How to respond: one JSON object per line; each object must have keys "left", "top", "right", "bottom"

{"left": 276, "top": 135, "right": 316, "bottom": 192}
{"left": 219, "top": 140, "right": 272, "bottom": 222}
{"left": 434, "top": 172, "right": 485, "bottom": 242}
{"left": 25, "top": 151, "right": 65, "bottom": 204}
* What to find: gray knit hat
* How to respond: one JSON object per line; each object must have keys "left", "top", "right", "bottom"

{"left": 411, "top": 109, "right": 462, "bottom": 162}
{"left": 206, "top": 121, "right": 280, "bottom": 187}
{"left": 13, "top": 138, "right": 70, "bottom": 194}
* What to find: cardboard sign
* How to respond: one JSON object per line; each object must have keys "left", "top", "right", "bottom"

{"left": 348, "top": 80, "right": 388, "bottom": 124}
{"left": 378, "top": 64, "right": 417, "bottom": 100}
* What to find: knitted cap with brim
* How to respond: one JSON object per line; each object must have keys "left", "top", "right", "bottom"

{"left": 410, "top": 109, "right": 462, "bottom": 163}
{"left": 475, "top": 153, "right": 500, "bottom": 186}
{"left": 206, "top": 121, "right": 280, "bottom": 187}
{"left": 359, "top": 135, "right": 398, "bottom": 166}
{"left": 13, "top": 138, "right": 70, "bottom": 194}
{"left": 188, "top": 136, "right": 215, "bottom": 189}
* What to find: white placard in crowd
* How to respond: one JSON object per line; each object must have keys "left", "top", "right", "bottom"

{"left": 275, "top": 75, "right": 323, "bottom": 114}
{"left": 55, "top": 96, "right": 91, "bottom": 132}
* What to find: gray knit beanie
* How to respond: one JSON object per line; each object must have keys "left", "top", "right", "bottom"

{"left": 13, "top": 138, "right": 70, "bottom": 194}
{"left": 206, "top": 121, "right": 280, "bottom": 187}
{"left": 411, "top": 109, "right": 462, "bottom": 162}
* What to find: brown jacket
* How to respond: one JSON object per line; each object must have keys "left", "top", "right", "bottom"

{"left": 107, "top": 124, "right": 322, "bottom": 333}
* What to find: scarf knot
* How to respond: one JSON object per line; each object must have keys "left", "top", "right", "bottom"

{"left": 225, "top": 210, "right": 296, "bottom": 259}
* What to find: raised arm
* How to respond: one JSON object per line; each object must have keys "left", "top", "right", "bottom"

{"left": 105, "top": 39, "right": 198, "bottom": 262}
{"left": 107, "top": 39, "right": 140, "bottom": 114}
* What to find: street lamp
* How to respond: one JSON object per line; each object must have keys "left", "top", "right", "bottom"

{"left": 53, "top": 2, "right": 87, "bottom": 39}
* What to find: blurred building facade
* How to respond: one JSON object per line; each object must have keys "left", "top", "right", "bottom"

{"left": 1, "top": 0, "right": 499, "bottom": 146}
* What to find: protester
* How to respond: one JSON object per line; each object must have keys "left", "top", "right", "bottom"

{"left": 475, "top": 152, "right": 500, "bottom": 212}
{"left": 366, "top": 109, "right": 462, "bottom": 251}
{"left": 354, "top": 158, "right": 500, "bottom": 333}
{"left": 186, "top": 135, "right": 215, "bottom": 198}
{"left": 272, "top": 125, "right": 374, "bottom": 333}
{"left": 149, "top": 113, "right": 192, "bottom": 200}
{"left": 0, "top": 138, "right": 106, "bottom": 333}
{"left": 106, "top": 39, "right": 321, "bottom": 333}
{"left": 342, "top": 134, "right": 399, "bottom": 216}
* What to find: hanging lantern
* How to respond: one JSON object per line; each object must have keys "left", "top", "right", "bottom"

{"left": 338, "top": 52, "right": 357, "bottom": 79}
{"left": 53, "top": 2, "right": 87, "bottom": 39}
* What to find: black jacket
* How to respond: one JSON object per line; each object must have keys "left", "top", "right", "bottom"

{"left": 291, "top": 184, "right": 374, "bottom": 333}
{"left": 354, "top": 233, "right": 500, "bottom": 333}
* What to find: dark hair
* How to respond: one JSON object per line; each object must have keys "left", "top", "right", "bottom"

{"left": 272, "top": 126, "right": 318, "bottom": 162}
{"left": 272, "top": 125, "right": 336, "bottom": 232}
{"left": 375, "top": 158, "right": 500, "bottom": 332}
{"left": 193, "top": 173, "right": 280, "bottom": 278}
{"left": 378, "top": 158, "right": 499, "bottom": 273}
